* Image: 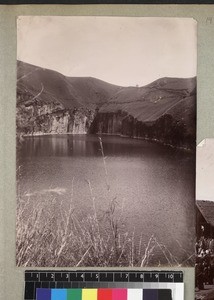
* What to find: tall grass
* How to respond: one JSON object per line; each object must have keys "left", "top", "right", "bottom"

{"left": 16, "top": 137, "right": 194, "bottom": 267}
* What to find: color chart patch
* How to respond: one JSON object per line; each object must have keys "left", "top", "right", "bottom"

{"left": 25, "top": 271, "right": 184, "bottom": 300}
{"left": 36, "top": 288, "right": 172, "bottom": 300}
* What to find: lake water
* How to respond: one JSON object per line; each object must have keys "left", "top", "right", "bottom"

{"left": 17, "top": 134, "right": 195, "bottom": 265}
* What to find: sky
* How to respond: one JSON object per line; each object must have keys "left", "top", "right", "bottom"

{"left": 17, "top": 16, "right": 197, "bottom": 87}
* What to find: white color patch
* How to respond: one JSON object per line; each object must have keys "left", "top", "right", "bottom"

{"left": 127, "top": 289, "right": 143, "bottom": 300}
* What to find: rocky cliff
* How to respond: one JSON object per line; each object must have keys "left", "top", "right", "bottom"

{"left": 90, "top": 109, "right": 195, "bottom": 149}
{"left": 17, "top": 93, "right": 95, "bottom": 135}
{"left": 17, "top": 61, "right": 196, "bottom": 149}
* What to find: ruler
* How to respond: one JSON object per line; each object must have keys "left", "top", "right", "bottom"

{"left": 24, "top": 270, "right": 183, "bottom": 300}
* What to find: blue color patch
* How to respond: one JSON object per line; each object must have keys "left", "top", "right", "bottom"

{"left": 36, "top": 288, "right": 51, "bottom": 300}
{"left": 51, "top": 289, "right": 67, "bottom": 300}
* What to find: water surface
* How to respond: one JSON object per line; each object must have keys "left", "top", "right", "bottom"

{"left": 17, "top": 134, "right": 195, "bottom": 265}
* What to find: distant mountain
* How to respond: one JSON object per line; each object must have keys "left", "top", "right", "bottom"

{"left": 17, "top": 61, "right": 196, "bottom": 150}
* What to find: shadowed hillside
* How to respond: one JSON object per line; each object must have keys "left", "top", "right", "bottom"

{"left": 17, "top": 60, "right": 121, "bottom": 109}
{"left": 17, "top": 61, "right": 196, "bottom": 150}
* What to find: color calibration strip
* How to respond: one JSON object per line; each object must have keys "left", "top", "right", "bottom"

{"left": 25, "top": 271, "right": 184, "bottom": 300}
{"left": 36, "top": 288, "right": 172, "bottom": 300}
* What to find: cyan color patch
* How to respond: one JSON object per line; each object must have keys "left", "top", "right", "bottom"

{"left": 35, "top": 287, "right": 173, "bottom": 300}
{"left": 51, "top": 289, "right": 67, "bottom": 300}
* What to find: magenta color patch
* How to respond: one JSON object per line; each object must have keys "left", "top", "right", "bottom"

{"left": 112, "top": 289, "right": 127, "bottom": 300}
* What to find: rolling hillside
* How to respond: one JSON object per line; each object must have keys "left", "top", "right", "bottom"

{"left": 17, "top": 61, "right": 196, "bottom": 149}
{"left": 100, "top": 77, "right": 195, "bottom": 122}
{"left": 17, "top": 60, "right": 122, "bottom": 109}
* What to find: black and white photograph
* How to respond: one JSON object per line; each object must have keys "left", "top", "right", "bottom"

{"left": 16, "top": 16, "right": 196, "bottom": 267}
{"left": 196, "top": 139, "right": 214, "bottom": 300}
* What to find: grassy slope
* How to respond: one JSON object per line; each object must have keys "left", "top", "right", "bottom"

{"left": 17, "top": 61, "right": 121, "bottom": 109}
{"left": 100, "top": 77, "right": 196, "bottom": 123}
{"left": 17, "top": 61, "right": 196, "bottom": 126}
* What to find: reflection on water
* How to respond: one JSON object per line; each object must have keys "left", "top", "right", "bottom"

{"left": 18, "top": 134, "right": 195, "bottom": 265}
{"left": 20, "top": 134, "right": 187, "bottom": 159}
{"left": 20, "top": 135, "right": 101, "bottom": 157}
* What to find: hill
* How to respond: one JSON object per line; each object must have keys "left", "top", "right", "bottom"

{"left": 16, "top": 61, "right": 196, "bottom": 149}
{"left": 100, "top": 77, "right": 195, "bottom": 122}
{"left": 17, "top": 60, "right": 121, "bottom": 109}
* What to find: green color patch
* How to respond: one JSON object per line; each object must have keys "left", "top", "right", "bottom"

{"left": 67, "top": 289, "right": 82, "bottom": 300}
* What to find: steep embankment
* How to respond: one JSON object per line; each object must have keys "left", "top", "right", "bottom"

{"left": 17, "top": 61, "right": 121, "bottom": 135}
{"left": 91, "top": 77, "right": 196, "bottom": 149}
{"left": 17, "top": 60, "right": 121, "bottom": 108}
{"left": 17, "top": 60, "right": 196, "bottom": 149}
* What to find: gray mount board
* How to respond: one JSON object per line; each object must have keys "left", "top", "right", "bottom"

{"left": 1, "top": 4, "right": 214, "bottom": 300}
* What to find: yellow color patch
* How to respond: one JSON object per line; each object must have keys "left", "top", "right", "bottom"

{"left": 82, "top": 289, "right": 97, "bottom": 300}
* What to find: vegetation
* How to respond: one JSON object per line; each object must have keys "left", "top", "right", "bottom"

{"left": 16, "top": 138, "right": 194, "bottom": 267}
{"left": 17, "top": 60, "right": 196, "bottom": 150}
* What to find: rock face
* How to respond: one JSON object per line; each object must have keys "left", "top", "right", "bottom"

{"left": 17, "top": 60, "right": 196, "bottom": 149}
{"left": 17, "top": 96, "right": 95, "bottom": 135}
{"left": 90, "top": 110, "right": 195, "bottom": 149}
